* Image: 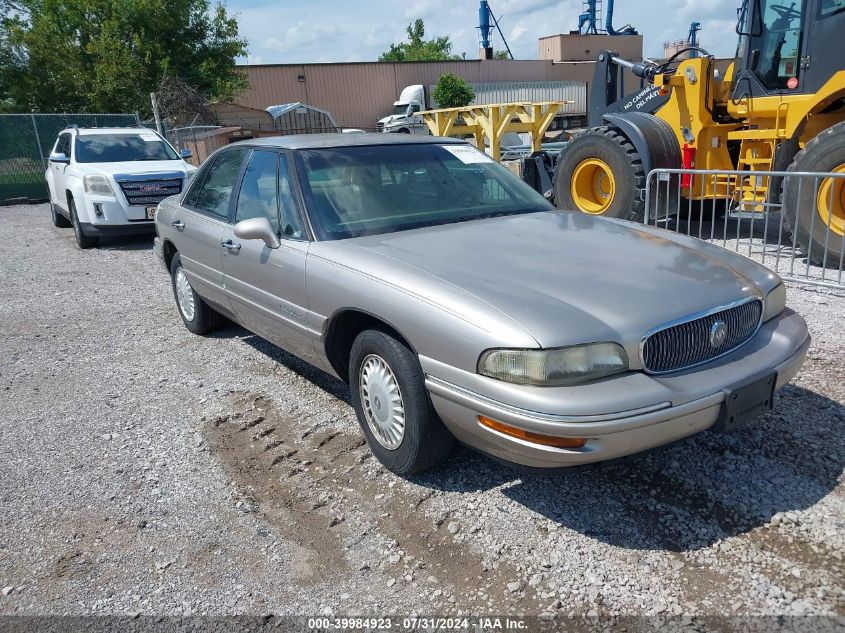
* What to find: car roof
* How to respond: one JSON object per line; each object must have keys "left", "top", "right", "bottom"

{"left": 69, "top": 127, "right": 158, "bottom": 136}
{"left": 242, "top": 133, "right": 468, "bottom": 150}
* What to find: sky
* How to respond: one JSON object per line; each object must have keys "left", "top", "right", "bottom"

{"left": 230, "top": 0, "right": 741, "bottom": 66}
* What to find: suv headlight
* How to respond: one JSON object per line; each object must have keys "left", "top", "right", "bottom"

{"left": 83, "top": 174, "right": 114, "bottom": 196}
{"left": 763, "top": 283, "right": 786, "bottom": 322}
{"left": 478, "top": 342, "right": 629, "bottom": 387}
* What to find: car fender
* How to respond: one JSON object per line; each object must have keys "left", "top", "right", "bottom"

{"left": 44, "top": 168, "right": 56, "bottom": 203}
{"left": 65, "top": 176, "right": 90, "bottom": 222}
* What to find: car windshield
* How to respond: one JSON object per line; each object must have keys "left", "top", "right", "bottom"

{"left": 393, "top": 104, "right": 409, "bottom": 115}
{"left": 295, "top": 143, "right": 552, "bottom": 240}
{"left": 75, "top": 133, "right": 179, "bottom": 163}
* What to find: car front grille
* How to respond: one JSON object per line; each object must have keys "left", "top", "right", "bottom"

{"left": 117, "top": 178, "right": 182, "bottom": 206}
{"left": 376, "top": 122, "right": 384, "bottom": 133}
{"left": 641, "top": 298, "right": 763, "bottom": 374}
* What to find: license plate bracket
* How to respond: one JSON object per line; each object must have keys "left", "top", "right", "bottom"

{"left": 714, "top": 371, "right": 777, "bottom": 433}
{"left": 146, "top": 206, "right": 157, "bottom": 220}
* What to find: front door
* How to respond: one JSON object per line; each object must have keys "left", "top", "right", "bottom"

{"left": 221, "top": 149, "right": 314, "bottom": 359}
{"left": 176, "top": 146, "right": 249, "bottom": 311}
{"left": 50, "top": 133, "right": 72, "bottom": 208}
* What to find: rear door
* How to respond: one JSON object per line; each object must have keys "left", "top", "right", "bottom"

{"left": 220, "top": 149, "right": 314, "bottom": 359}
{"left": 174, "top": 146, "right": 248, "bottom": 311}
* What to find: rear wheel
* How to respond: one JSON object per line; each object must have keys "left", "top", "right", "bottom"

{"left": 553, "top": 126, "right": 646, "bottom": 221}
{"left": 50, "top": 202, "right": 71, "bottom": 228}
{"left": 349, "top": 329, "right": 455, "bottom": 476}
{"left": 69, "top": 198, "right": 98, "bottom": 249}
{"left": 783, "top": 122, "right": 845, "bottom": 267}
{"left": 169, "top": 253, "right": 223, "bottom": 335}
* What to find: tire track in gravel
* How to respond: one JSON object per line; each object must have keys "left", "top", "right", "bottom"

{"left": 206, "top": 391, "right": 541, "bottom": 611}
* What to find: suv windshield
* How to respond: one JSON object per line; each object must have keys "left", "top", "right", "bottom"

{"left": 295, "top": 143, "right": 552, "bottom": 240}
{"left": 75, "top": 133, "right": 179, "bottom": 163}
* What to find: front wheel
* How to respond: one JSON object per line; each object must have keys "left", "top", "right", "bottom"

{"left": 69, "top": 198, "right": 98, "bottom": 249}
{"left": 349, "top": 329, "right": 455, "bottom": 475}
{"left": 553, "top": 126, "right": 646, "bottom": 221}
{"left": 169, "top": 253, "right": 223, "bottom": 335}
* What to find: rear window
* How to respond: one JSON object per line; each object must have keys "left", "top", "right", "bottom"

{"left": 75, "top": 133, "right": 179, "bottom": 163}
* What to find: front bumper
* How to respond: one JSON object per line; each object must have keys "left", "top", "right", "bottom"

{"left": 423, "top": 309, "right": 810, "bottom": 469}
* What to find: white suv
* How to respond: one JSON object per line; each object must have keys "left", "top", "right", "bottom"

{"left": 45, "top": 126, "right": 197, "bottom": 248}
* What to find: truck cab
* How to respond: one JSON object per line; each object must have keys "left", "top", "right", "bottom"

{"left": 376, "top": 85, "right": 430, "bottom": 135}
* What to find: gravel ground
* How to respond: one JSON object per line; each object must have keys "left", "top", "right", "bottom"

{"left": 0, "top": 204, "right": 843, "bottom": 625}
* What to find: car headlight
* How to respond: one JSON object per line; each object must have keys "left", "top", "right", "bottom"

{"left": 478, "top": 342, "right": 629, "bottom": 387}
{"left": 83, "top": 174, "right": 114, "bottom": 196}
{"left": 763, "top": 283, "right": 786, "bottom": 322}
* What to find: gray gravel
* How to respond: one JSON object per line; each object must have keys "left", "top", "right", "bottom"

{"left": 0, "top": 203, "right": 843, "bottom": 620}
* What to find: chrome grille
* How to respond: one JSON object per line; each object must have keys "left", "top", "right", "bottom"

{"left": 376, "top": 122, "right": 384, "bottom": 133}
{"left": 641, "top": 298, "right": 763, "bottom": 374}
{"left": 117, "top": 178, "right": 182, "bottom": 206}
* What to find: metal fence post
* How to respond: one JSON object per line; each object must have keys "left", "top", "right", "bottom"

{"left": 30, "top": 113, "right": 45, "bottom": 169}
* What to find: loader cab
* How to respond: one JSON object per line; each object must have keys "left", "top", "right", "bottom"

{"left": 733, "top": 0, "right": 845, "bottom": 99}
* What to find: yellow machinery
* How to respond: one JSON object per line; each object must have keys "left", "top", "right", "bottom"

{"left": 551, "top": 0, "right": 845, "bottom": 266}
{"left": 419, "top": 102, "right": 567, "bottom": 161}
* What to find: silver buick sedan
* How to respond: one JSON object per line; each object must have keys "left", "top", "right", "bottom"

{"left": 153, "top": 134, "right": 810, "bottom": 475}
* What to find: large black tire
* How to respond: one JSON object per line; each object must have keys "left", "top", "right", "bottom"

{"left": 169, "top": 253, "right": 223, "bottom": 335}
{"left": 50, "top": 202, "right": 71, "bottom": 228}
{"left": 69, "top": 198, "right": 98, "bottom": 249}
{"left": 553, "top": 126, "right": 646, "bottom": 222}
{"left": 783, "top": 122, "right": 845, "bottom": 267}
{"left": 349, "top": 329, "right": 455, "bottom": 476}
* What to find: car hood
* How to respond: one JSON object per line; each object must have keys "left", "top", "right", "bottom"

{"left": 74, "top": 160, "right": 192, "bottom": 178}
{"left": 345, "top": 211, "right": 773, "bottom": 350}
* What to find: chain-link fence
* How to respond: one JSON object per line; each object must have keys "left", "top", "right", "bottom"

{"left": 644, "top": 168, "right": 845, "bottom": 291}
{"left": 0, "top": 112, "right": 140, "bottom": 203}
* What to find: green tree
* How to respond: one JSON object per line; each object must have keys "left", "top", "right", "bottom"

{"left": 0, "top": 0, "right": 248, "bottom": 114}
{"left": 432, "top": 73, "right": 475, "bottom": 109}
{"left": 379, "top": 18, "right": 461, "bottom": 62}
{"left": 494, "top": 50, "right": 510, "bottom": 60}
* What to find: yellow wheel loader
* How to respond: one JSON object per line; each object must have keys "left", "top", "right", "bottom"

{"left": 550, "top": 0, "right": 845, "bottom": 265}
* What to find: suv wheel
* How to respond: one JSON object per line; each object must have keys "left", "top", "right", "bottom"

{"left": 50, "top": 202, "right": 71, "bottom": 228}
{"left": 169, "top": 253, "right": 223, "bottom": 335}
{"left": 69, "top": 198, "right": 98, "bottom": 249}
{"left": 349, "top": 329, "right": 455, "bottom": 475}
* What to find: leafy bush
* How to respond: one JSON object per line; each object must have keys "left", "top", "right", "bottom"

{"left": 432, "top": 74, "right": 475, "bottom": 109}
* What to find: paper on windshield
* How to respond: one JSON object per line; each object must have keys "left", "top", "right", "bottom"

{"left": 139, "top": 134, "right": 160, "bottom": 142}
{"left": 441, "top": 144, "right": 495, "bottom": 164}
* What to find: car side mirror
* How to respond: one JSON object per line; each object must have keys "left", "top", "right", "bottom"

{"left": 180, "top": 148, "right": 193, "bottom": 159}
{"left": 233, "top": 217, "right": 281, "bottom": 249}
{"left": 49, "top": 152, "right": 69, "bottom": 164}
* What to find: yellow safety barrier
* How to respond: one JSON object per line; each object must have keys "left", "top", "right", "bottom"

{"left": 419, "top": 101, "right": 571, "bottom": 161}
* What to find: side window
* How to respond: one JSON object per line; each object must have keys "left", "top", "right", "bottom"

{"left": 235, "top": 150, "right": 280, "bottom": 232}
{"left": 278, "top": 154, "right": 305, "bottom": 239}
{"left": 191, "top": 148, "right": 247, "bottom": 219}
{"left": 56, "top": 133, "right": 71, "bottom": 157}
{"left": 752, "top": 0, "right": 804, "bottom": 89}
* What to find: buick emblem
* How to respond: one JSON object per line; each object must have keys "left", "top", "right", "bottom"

{"left": 710, "top": 321, "right": 728, "bottom": 348}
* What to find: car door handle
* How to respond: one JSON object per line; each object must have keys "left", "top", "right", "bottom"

{"left": 171, "top": 220, "right": 185, "bottom": 229}
{"left": 221, "top": 239, "right": 241, "bottom": 251}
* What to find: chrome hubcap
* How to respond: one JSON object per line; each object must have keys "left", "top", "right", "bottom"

{"left": 359, "top": 354, "right": 405, "bottom": 450}
{"left": 174, "top": 267, "right": 195, "bottom": 321}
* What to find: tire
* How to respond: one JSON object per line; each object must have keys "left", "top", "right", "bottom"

{"left": 349, "top": 329, "right": 455, "bottom": 475}
{"left": 553, "top": 126, "right": 646, "bottom": 222}
{"left": 69, "top": 198, "right": 98, "bottom": 249}
{"left": 395, "top": 128, "right": 410, "bottom": 134}
{"left": 782, "top": 122, "right": 845, "bottom": 267}
{"left": 50, "top": 202, "right": 71, "bottom": 228}
{"left": 169, "top": 253, "right": 223, "bottom": 335}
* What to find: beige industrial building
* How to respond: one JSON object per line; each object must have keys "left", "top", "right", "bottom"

{"left": 235, "top": 34, "right": 645, "bottom": 131}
